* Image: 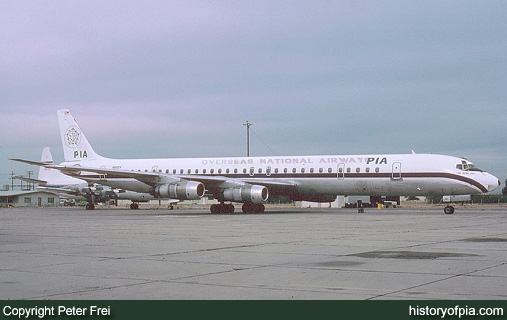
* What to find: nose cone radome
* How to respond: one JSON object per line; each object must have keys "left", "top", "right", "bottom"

{"left": 486, "top": 174, "right": 501, "bottom": 193}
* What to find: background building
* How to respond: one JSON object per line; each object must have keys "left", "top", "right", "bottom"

{"left": 0, "top": 190, "right": 60, "bottom": 207}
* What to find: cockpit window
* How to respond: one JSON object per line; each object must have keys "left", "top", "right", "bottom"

{"left": 465, "top": 163, "right": 483, "bottom": 172}
{"left": 457, "top": 161, "right": 483, "bottom": 172}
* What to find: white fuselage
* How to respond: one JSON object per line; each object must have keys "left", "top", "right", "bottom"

{"left": 63, "top": 153, "right": 499, "bottom": 199}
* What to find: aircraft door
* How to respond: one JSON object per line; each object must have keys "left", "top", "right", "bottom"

{"left": 337, "top": 163, "right": 345, "bottom": 179}
{"left": 392, "top": 162, "right": 402, "bottom": 180}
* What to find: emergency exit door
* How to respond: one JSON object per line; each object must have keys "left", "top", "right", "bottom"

{"left": 337, "top": 163, "right": 345, "bottom": 179}
{"left": 392, "top": 162, "right": 402, "bottom": 180}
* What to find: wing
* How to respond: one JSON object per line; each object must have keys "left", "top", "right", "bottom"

{"left": 11, "top": 158, "right": 296, "bottom": 188}
{"left": 11, "top": 159, "right": 297, "bottom": 204}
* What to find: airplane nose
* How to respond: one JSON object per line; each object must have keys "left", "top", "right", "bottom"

{"left": 486, "top": 174, "right": 501, "bottom": 192}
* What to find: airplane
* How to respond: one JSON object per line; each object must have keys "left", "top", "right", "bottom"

{"left": 12, "top": 109, "right": 501, "bottom": 215}
{"left": 14, "top": 147, "right": 171, "bottom": 210}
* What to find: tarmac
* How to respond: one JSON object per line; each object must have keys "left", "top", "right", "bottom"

{"left": 1, "top": 205, "right": 506, "bottom": 300}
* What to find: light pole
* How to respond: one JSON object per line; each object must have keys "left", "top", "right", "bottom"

{"left": 243, "top": 121, "right": 252, "bottom": 157}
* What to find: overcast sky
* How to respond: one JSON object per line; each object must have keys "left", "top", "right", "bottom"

{"left": 1, "top": 1, "right": 506, "bottom": 190}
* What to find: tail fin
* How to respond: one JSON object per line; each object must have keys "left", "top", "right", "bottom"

{"left": 37, "top": 147, "right": 55, "bottom": 183}
{"left": 57, "top": 109, "right": 105, "bottom": 162}
{"left": 41, "top": 146, "right": 54, "bottom": 164}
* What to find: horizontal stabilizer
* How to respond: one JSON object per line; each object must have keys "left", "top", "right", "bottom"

{"left": 36, "top": 186, "right": 80, "bottom": 196}
{"left": 14, "top": 176, "right": 47, "bottom": 185}
{"left": 10, "top": 158, "right": 48, "bottom": 167}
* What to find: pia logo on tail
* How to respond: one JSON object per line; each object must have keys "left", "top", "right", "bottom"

{"left": 65, "top": 126, "right": 81, "bottom": 148}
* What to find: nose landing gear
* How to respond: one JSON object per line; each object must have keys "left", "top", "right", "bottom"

{"left": 444, "top": 205, "right": 455, "bottom": 214}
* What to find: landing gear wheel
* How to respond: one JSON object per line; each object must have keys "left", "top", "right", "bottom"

{"left": 242, "top": 202, "right": 253, "bottom": 213}
{"left": 168, "top": 205, "right": 174, "bottom": 210}
{"left": 444, "top": 205, "right": 455, "bottom": 215}
{"left": 85, "top": 203, "right": 95, "bottom": 210}
{"left": 210, "top": 203, "right": 235, "bottom": 214}
{"left": 130, "top": 203, "right": 139, "bottom": 210}
{"left": 242, "top": 203, "right": 265, "bottom": 214}
{"left": 255, "top": 203, "right": 265, "bottom": 213}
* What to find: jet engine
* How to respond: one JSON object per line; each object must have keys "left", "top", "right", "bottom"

{"left": 153, "top": 181, "right": 205, "bottom": 200}
{"left": 222, "top": 185, "right": 268, "bottom": 204}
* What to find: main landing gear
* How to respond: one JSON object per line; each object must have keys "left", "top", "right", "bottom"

{"left": 130, "top": 202, "right": 139, "bottom": 209}
{"left": 210, "top": 203, "right": 235, "bottom": 214}
{"left": 444, "top": 205, "right": 455, "bottom": 214}
{"left": 208, "top": 202, "right": 266, "bottom": 214}
{"left": 242, "top": 202, "right": 265, "bottom": 214}
{"left": 85, "top": 203, "right": 95, "bottom": 210}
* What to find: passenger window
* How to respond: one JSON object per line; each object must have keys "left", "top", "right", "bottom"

{"left": 284, "top": 168, "right": 288, "bottom": 173}
{"left": 250, "top": 167, "right": 254, "bottom": 175}
{"left": 243, "top": 168, "right": 247, "bottom": 174}
{"left": 166, "top": 169, "right": 169, "bottom": 173}
{"left": 258, "top": 168, "right": 262, "bottom": 174}
{"left": 319, "top": 168, "right": 323, "bottom": 173}
{"left": 328, "top": 168, "right": 332, "bottom": 173}
{"left": 346, "top": 168, "right": 351, "bottom": 173}
{"left": 173, "top": 169, "right": 176, "bottom": 174}
{"left": 234, "top": 169, "right": 238, "bottom": 174}
{"left": 375, "top": 167, "right": 379, "bottom": 173}
{"left": 356, "top": 168, "right": 360, "bottom": 173}
{"left": 226, "top": 169, "right": 230, "bottom": 174}
{"left": 301, "top": 168, "right": 305, "bottom": 173}
{"left": 274, "top": 168, "right": 279, "bottom": 174}
{"left": 218, "top": 169, "right": 222, "bottom": 174}
{"left": 292, "top": 168, "right": 296, "bottom": 173}
{"left": 187, "top": 169, "right": 191, "bottom": 174}
{"left": 203, "top": 169, "right": 207, "bottom": 174}
{"left": 180, "top": 169, "right": 184, "bottom": 174}
{"left": 366, "top": 167, "right": 370, "bottom": 173}
{"left": 195, "top": 169, "right": 199, "bottom": 174}
{"left": 210, "top": 169, "right": 215, "bottom": 174}
{"left": 310, "top": 168, "right": 314, "bottom": 173}
{"left": 338, "top": 167, "right": 343, "bottom": 173}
